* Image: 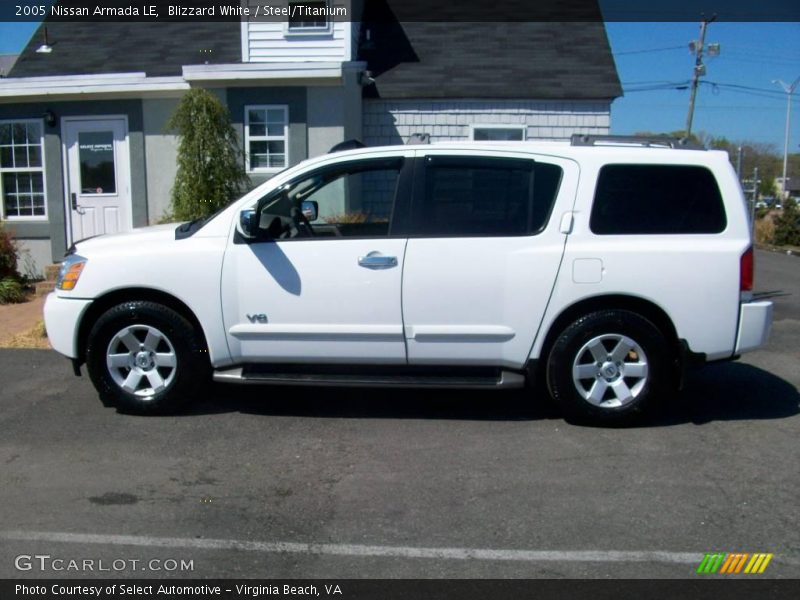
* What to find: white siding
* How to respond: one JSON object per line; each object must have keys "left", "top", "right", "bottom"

{"left": 363, "top": 100, "right": 612, "bottom": 147}
{"left": 15, "top": 238, "right": 50, "bottom": 279}
{"left": 244, "top": 1, "right": 351, "bottom": 63}
{"left": 142, "top": 98, "right": 180, "bottom": 224}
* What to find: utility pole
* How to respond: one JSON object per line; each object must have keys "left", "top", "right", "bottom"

{"left": 752, "top": 167, "right": 759, "bottom": 231}
{"left": 772, "top": 76, "right": 800, "bottom": 201}
{"left": 685, "top": 16, "right": 718, "bottom": 138}
{"left": 736, "top": 146, "right": 743, "bottom": 179}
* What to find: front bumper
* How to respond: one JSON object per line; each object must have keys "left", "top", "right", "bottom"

{"left": 735, "top": 300, "right": 773, "bottom": 354}
{"left": 43, "top": 293, "right": 92, "bottom": 359}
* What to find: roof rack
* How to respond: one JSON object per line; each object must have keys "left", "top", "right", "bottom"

{"left": 570, "top": 134, "right": 705, "bottom": 150}
{"left": 407, "top": 132, "right": 431, "bottom": 145}
{"left": 328, "top": 139, "right": 366, "bottom": 153}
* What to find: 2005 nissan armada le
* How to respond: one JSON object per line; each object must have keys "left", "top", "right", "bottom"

{"left": 44, "top": 135, "right": 773, "bottom": 425}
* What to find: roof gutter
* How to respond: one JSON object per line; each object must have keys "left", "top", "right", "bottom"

{"left": 0, "top": 61, "right": 360, "bottom": 100}
{"left": 183, "top": 62, "right": 342, "bottom": 83}
{"left": 0, "top": 72, "right": 189, "bottom": 99}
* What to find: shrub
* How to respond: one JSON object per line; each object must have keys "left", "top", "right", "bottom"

{"left": 773, "top": 200, "right": 800, "bottom": 247}
{"left": 754, "top": 214, "right": 775, "bottom": 245}
{"left": 0, "top": 277, "right": 25, "bottom": 304}
{"left": 0, "top": 221, "right": 19, "bottom": 280}
{"left": 168, "top": 89, "right": 250, "bottom": 221}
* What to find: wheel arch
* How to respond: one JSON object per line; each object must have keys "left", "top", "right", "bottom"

{"left": 76, "top": 288, "right": 209, "bottom": 365}
{"left": 535, "top": 294, "right": 680, "bottom": 366}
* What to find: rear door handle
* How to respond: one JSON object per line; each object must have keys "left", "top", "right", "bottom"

{"left": 358, "top": 254, "right": 398, "bottom": 269}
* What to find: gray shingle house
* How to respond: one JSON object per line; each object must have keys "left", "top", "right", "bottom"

{"left": 0, "top": 2, "right": 620, "bottom": 276}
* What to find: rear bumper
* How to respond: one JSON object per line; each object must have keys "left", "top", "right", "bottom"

{"left": 43, "top": 293, "right": 92, "bottom": 359}
{"left": 735, "top": 300, "right": 773, "bottom": 354}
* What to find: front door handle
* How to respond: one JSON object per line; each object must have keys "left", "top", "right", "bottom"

{"left": 71, "top": 193, "right": 77, "bottom": 211}
{"left": 358, "top": 253, "right": 398, "bottom": 269}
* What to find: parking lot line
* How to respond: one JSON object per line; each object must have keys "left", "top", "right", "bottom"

{"left": 0, "top": 530, "right": 705, "bottom": 565}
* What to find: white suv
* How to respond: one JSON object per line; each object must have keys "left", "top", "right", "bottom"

{"left": 44, "top": 135, "right": 773, "bottom": 425}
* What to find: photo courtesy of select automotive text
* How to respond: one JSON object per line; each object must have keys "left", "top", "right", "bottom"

{"left": 0, "top": 0, "right": 799, "bottom": 597}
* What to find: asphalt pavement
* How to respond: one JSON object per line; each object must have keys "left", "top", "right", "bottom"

{"left": 0, "top": 250, "right": 798, "bottom": 579}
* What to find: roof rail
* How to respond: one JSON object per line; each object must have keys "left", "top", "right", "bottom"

{"left": 407, "top": 132, "right": 431, "bottom": 145}
{"left": 570, "top": 134, "right": 705, "bottom": 150}
{"left": 328, "top": 139, "right": 366, "bottom": 153}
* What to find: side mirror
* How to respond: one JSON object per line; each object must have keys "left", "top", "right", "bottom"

{"left": 237, "top": 207, "right": 259, "bottom": 239}
{"left": 301, "top": 200, "right": 318, "bottom": 222}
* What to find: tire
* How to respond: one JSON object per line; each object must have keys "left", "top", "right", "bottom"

{"left": 86, "top": 301, "right": 209, "bottom": 415}
{"left": 545, "top": 310, "right": 669, "bottom": 426}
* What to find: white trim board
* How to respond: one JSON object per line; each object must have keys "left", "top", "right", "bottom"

{"left": 183, "top": 62, "right": 343, "bottom": 81}
{"left": 0, "top": 73, "right": 188, "bottom": 99}
{"left": 0, "top": 62, "right": 348, "bottom": 100}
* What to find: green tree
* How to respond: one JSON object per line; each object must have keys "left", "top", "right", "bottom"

{"left": 167, "top": 89, "right": 250, "bottom": 221}
{"left": 773, "top": 200, "right": 800, "bottom": 247}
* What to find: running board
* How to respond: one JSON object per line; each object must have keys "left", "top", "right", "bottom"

{"left": 213, "top": 366, "right": 526, "bottom": 389}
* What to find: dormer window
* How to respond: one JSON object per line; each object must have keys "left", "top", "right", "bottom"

{"left": 286, "top": 1, "right": 332, "bottom": 36}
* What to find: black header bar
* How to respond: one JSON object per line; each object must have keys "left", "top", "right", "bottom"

{"left": 2, "top": 0, "right": 800, "bottom": 22}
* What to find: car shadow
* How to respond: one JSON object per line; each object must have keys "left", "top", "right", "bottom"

{"left": 656, "top": 362, "right": 800, "bottom": 426}
{"left": 180, "top": 362, "right": 799, "bottom": 425}
{"left": 185, "top": 384, "right": 553, "bottom": 422}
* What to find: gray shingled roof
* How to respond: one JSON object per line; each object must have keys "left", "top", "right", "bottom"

{"left": 8, "top": 13, "right": 621, "bottom": 103}
{"left": 9, "top": 21, "right": 241, "bottom": 78}
{"left": 359, "top": 22, "right": 622, "bottom": 100}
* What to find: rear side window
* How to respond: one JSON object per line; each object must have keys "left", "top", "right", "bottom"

{"left": 411, "top": 156, "right": 562, "bottom": 237}
{"left": 590, "top": 164, "right": 726, "bottom": 235}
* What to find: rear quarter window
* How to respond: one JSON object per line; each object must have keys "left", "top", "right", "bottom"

{"left": 590, "top": 164, "right": 727, "bottom": 235}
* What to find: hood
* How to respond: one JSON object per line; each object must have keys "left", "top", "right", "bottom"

{"left": 71, "top": 223, "right": 179, "bottom": 255}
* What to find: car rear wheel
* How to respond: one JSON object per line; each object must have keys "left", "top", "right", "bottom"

{"left": 546, "top": 310, "right": 669, "bottom": 425}
{"left": 86, "top": 301, "right": 208, "bottom": 414}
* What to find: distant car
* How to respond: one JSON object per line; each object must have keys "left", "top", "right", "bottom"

{"left": 761, "top": 197, "right": 782, "bottom": 209}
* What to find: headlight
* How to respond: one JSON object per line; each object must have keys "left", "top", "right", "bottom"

{"left": 55, "top": 254, "right": 87, "bottom": 291}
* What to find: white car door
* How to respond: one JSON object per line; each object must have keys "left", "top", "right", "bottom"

{"left": 401, "top": 150, "right": 578, "bottom": 368}
{"left": 221, "top": 153, "right": 413, "bottom": 364}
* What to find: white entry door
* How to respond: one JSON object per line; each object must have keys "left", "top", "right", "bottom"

{"left": 63, "top": 117, "right": 132, "bottom": 244}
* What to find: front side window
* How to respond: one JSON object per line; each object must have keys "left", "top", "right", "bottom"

{"left": 258, "top": 158, "right": 403, "bottom": 239}
{"left": 0, "top": 120, "right": 46, "bottom": 219}
{"left": 410, "top": 156, "right": 562, "bottom": 237}
{"left": 245, "top": 106, "right": 288, "bottom": 172}
{"left": 590, "top": 164, "right": 727, "bottom": 235}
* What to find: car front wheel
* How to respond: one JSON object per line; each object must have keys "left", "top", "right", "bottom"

{"left": 86, "top": 301, "right": 208, "bottom": 414}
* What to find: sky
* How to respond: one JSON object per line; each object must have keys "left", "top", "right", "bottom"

{"left": 0, "top": 20, "right": 798, "bottom": 152}
{"left": 606, "top": 22, "right": 800, "bottom": 151}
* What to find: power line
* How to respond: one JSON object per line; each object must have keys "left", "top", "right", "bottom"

{"left": 701, "top": 81, "right": 800, "bottom": 101}
{"left": 616, "top": 103, "right": 794, "bottom": 111}
{"left": 614, "top": 45, "right": 686, "bottom": 56}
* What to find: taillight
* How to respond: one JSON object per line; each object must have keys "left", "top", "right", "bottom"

{"left": 740, "top": 246, "right": 754, "bottom": 292}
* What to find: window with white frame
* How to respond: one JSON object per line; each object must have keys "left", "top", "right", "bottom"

{"left": 245, "top": 106, "right": 288, "bottom": 172}
{"left": 471, "top": 125, "right": 526, "bottom": 141}
{"left": 286, "top": 1, "right": 331, "bottom": 33}
{"left": 0, "top": 120, "right": 46, "bottom": 219}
